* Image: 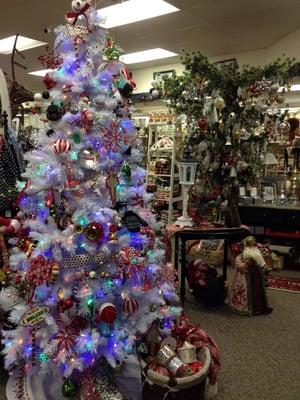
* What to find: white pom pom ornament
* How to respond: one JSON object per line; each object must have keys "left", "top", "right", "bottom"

{"left": 34, "top": 93, "right": 43, "bottom": 101}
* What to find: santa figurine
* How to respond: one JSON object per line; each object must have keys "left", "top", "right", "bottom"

{"left": 226, "top": 236, "right": 273, "bottom": 316}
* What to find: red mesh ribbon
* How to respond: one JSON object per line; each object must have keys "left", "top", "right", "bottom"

{"left": 172, "top": 314, "right": 220, "bottom": 385}
{"left": 38, "top": 46, "right": 63, "bottom": 69}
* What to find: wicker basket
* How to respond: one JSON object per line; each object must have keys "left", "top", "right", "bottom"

{"left": 188, "top": 240, "right": 224, "bottom": 268}
{"left": 140, "top": 347, "right": 211, "bottom": 400}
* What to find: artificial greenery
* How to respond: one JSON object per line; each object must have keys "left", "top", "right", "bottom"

{"left": 163, "top": 52, "right": 300, "bottom": 201}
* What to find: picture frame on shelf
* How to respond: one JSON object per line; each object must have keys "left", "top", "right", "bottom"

{"left": 239, "top": 186, "right": 246, "bottom": 197}
{"left": 262, "top": 184, "right": 276, "bottom": 202}
{"left": 215, "top": 58, "right": 238, "bottom": 73}
{"left": 153, "top": 69, "right": 175, "bottom": 82}
{"left": 250, "top": 186, "right": 258, "bottom": 197}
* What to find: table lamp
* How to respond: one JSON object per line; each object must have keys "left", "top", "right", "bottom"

{"left": 175, "top": 147, "right": 198, "bottom": 227}
{"left": 263, "top": 152, "right": 278, "bottom": 176}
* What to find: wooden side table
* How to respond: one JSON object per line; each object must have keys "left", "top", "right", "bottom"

{"left": 166, "top": 225, "right": 250, "bottom": 305}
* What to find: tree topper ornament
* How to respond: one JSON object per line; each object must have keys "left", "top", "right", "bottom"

{"left": 66, "top": 1, "right": 92, "bottom": 30}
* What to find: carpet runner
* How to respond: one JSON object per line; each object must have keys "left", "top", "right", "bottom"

{"left": 266, "top": 275, "right": 300, "bottom": 293}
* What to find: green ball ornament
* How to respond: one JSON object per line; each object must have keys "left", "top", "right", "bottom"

{"left": 72, "top": 132, "right": 81, "bottom": 144}
{"left": 62, "top": 379, "right": 78, "bottom": 398}
{"left": 86, "top": 296, "right": 95, "bottom": 312}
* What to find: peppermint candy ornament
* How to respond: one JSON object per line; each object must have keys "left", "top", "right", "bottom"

{"left": 52, "top": 138, "right": 71, "bottom": 154}
{"left": 123, "top": 296, "right": 139, "bottom": 316}
{"left": 115, "top": 246, "right": 145, "bottom": 277}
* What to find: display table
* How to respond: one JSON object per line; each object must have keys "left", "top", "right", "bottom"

{"left": 238, "top": 204, "right": 300, "bottom": 246}
{"left": 165, "top": 224, "right": 250, "bottom": 305}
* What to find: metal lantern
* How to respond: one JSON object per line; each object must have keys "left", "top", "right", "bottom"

{"left": 177, "top": 341, "right": 197, "bottom": 364}
{"left": 175, "top": 147, "right": 198, "bottom": 227}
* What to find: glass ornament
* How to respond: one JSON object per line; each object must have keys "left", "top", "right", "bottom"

{"left": 78, "top": 147, "right": 99, "bottom": 170}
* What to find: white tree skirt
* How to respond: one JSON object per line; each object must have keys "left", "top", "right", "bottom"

{"left": 6, "top": 356, "right": 217, "bottom": 400}
{"left": 6, "top": 365, "right": 65, "bottom": 400}
{"left": 6, "top": 356, "right": 142, "bottom": 400}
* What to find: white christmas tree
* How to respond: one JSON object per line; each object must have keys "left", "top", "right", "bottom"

{"left": 1, "top": 0, "right": 180, "bottom": 385}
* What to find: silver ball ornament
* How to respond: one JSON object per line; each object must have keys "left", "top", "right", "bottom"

{"left": 70, "top": 105, "right": 79, "bottom": 114}
{"left": 277, "top": 121, "right": 290, "bottom": 135}
{"left": 214, "top": 96, "right": 225, "bottom": 110}
{"left": 275, "top": 94, "right": 285, "bottom": 104}
{"left": 151, "top": 89, "right": 160, "bottom": 99}
{"left": 34, "top": 93, "right": 43, "bottom": 101}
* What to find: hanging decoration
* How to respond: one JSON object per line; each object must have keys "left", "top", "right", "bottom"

{"left": 122, "top": 296, "right": 139, "bottom": 316}
{"left": 106, "top": 173, "right": 119, "bottom": 206}
{"left": 95, "top": 303, "right": 117, "bottom": 324}
{"left": 115, "top": 246, "right": 145, "bottom": 277}
{"left": 52, "top": 139, "right": 71, "bottom": 155}
{"left": 101, "top": 121, "right": 129, "bottom": 153}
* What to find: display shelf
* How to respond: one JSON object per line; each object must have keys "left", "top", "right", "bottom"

{"left": 155, "top": 196, "right": 183, "bottom": 203}
{"left": 148, "top": 121, "right": 171, "bottom": 126}
{"left": 146, "top": 121, "right": 183, "bottom": 224}
{"left": 148, "top": 173, "right": 179, "bottom": 178}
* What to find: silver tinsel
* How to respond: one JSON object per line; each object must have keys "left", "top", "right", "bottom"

{"left": 77, "top": 361, "right": 125, "bottom": 400}
{"left": 59, "top": 253, "right": 112, "bottom": 270}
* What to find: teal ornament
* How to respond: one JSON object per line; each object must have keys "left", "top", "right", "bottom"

{"left": 122, "top": 161, "right": 131, "bottom": 182}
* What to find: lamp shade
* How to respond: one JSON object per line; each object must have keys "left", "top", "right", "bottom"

{"left": 263, "top": 152, "right": 278, "bottom": 165}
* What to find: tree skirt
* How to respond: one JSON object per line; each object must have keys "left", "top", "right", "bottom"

{"left": 6, "top": 359, "right": 129, "bottom": 400}
{"left": 266, "top": 275, "right": 300, "bottom": 293}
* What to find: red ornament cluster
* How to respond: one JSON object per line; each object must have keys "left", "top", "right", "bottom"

{"left": 38, "top": 46, "right": 63, "bottom": 70}
{"left": 26, "top": 256, "right": 59, "bottom": 286}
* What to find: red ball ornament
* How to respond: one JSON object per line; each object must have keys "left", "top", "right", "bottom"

{"left": 63, "top": 298, "right": 74, "bottom": 310}
{"left": 85, "top": 222, "right": 104, "bottom": 242}
{"left": 190, "top": 360, "right": 203, "bottom": 374}
{"left": 43, "top": 74, "right": 56, "bottom": 90}
{"left": 52, "top": 139, "right": 71, "bottom": 154}
{"left": 123, "top": 296, "right": 139, "bottom": 316}
{"left": 95, "top": 303, "right": 117, "bottom": 324}
{"left": 108, "top": 224, "right": 118, "bottom": 241}
{"left": 198, "top": 119, "right": 208, "bottom": 130}
{"left": 249, "top": 83, "right": 257, "bottom": 94}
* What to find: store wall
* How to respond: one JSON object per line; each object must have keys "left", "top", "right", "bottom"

{"left": 132, "top": 26, "right": 300, "bottom": 94}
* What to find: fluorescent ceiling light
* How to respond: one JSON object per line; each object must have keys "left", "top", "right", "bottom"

{"left": 278, "top": 84, "right": 300, "bottom": 92}
{"left": 0, "top": 35, "right": 46, "bottom": 55}
{"left": 120, "top": 48, "right": 177, "bottom": 64}
{"left": 28, "top": 69, "right": 53, "bottom": 77}
{"left": 98, "top": 0, "right": 179, "bottom": 28}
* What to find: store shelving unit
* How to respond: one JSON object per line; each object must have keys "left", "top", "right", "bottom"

{"left": 146, "top": 121, "right": 182, "bottom": 223}
{"left": 132, "top": 116, "right": 150, "bottom": 169}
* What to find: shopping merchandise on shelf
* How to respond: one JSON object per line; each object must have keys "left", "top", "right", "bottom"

{"left": 146, "top": 120, "right": 183, "bottom": 224}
